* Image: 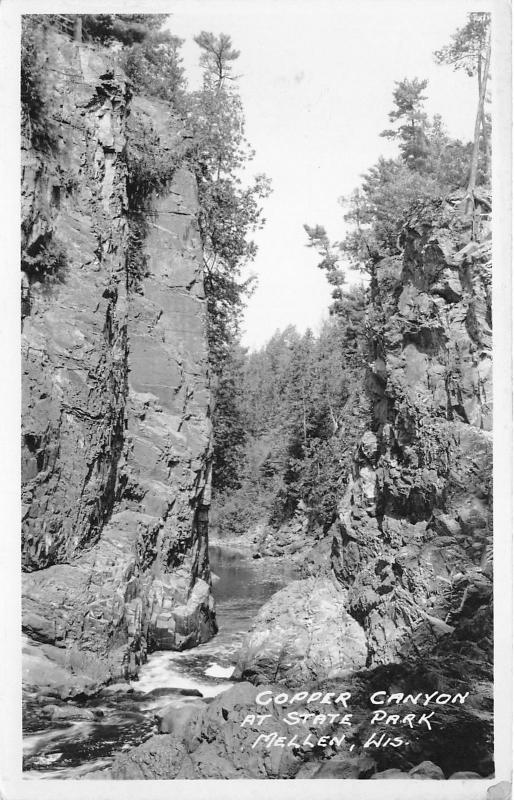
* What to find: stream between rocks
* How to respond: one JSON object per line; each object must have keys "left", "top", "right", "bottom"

{"left": 22, "top": 544, "right": 297, "bottom": 779}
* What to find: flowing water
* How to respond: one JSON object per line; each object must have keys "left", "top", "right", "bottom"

{"left": 23, "top": 544, "right": 297, "bottom": 779}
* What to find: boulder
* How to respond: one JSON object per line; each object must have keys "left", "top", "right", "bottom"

{"left": 109, "top": 735, "right": 186, "bottom": 780}
{"left": 309, "top": 752, "right": 375, "bottom": 779}
{"left": 22, "top": 636, "right": 107, "bottom": 699}
{"left": 360, "top": 430, "right": 378, "bottom": 460}
{"left": 300, "top": 535, "right": 334, "bottom": 578}
{"left": 41, "top": 704, "right": 96, "bottom": 721}
{"left": 156, "top": 699, "right": 206, "bottom": 735}
{"left": 409, "top": 760, "right": 445, "bottom": 779}
{"left": 235, "top": 577, "right": 367, "bottom": 685}
{"left": 142, "top": 687, "right": 203, "bottom": 699}
{"left": 371, "top": 769, "right": 411, "bottom": 779}
{"left": 449, "top": 771, "right": 483, "bottom": 779}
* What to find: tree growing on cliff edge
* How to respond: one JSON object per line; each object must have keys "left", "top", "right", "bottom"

{"left": 194, "top": 31, "right": 241, "bottom": 89}
{"left": 81, "top": 14, "right": 169, "bottom": 44}
{"left": 434, "top": 13, "right": 492, "bottom": 203}
{"left": 21, "top": 17, "right": 49, "bottom": 149}
{"left": 305, "top": 69, "right": 485, "bottom": 291}
{"left": 380, "top": 78, "right": 430, "bottom": 171}
{"left": 305, "top": 155, "right": 442, "bottom": 296}
{"left": 121, "top": 29, "right": 186, "bottom": 106}
{"left": 304, "top": 223, "right": 347, "bottom": 307}
{"left": 187, "top": 34, "right": 271, "bottom": 375}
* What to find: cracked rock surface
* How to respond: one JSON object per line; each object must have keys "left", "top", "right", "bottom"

{"left": 21, "top": 31, "right": 216, "bottom": 693}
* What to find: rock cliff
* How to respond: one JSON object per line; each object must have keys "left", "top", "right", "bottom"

{"left": 21, "top": 30, "right": 216, "bottom": 693}
{"left": 333, "top": 193, "right": 492, "bottom": 668}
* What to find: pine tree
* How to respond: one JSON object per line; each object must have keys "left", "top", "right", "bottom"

{"left": 186, "top": 34, "right": 271, "bottom": 375}
{"left": 434, "top": 13, "right": 492, "bottom": 203}
{"left": 211, "top": 344, "right": 248, "bottom": 493}
{"left": 380, "top": 78, "right": 430, "bottom": 171}
{"left": 193, "top": 32, "right": 240, "bottom": 89}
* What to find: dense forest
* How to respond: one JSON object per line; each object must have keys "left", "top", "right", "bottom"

{"left": 210, "top": 294, "right": 367, "bottom": 538}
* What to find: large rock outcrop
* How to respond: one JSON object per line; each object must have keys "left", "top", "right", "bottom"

{"left": 234, "top": 577, "right": 367, "bottom": 684}
{"left": 333, "top": 194, "right": 493, "bottom": 667}
{"left": 21, "top": 29, "right": 216, "bottom": 692}
{"left": 107, "top": 681, "right": 359, "bottom": 779}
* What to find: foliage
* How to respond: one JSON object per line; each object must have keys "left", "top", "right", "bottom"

{"left": 212, "top": 289, "right": 368, "bottom": 535}
{"left": 304, "top": 223, "right": 347, "bottom": 307}
{"left": 20, "top": 18, "right": 270, "bottom": 375}
{"left": 200, "top": 175, "right": 270, "bottom": 369}
{"left": 380, "top": 78, "right": 430, "bottom": 170}
{"left": 434, "top": 13, "right": 490, "bottom": 78}
{"left": 123, "top": 111, "right": 183, "bottom": 290}
{"left": 434, "top": 12, "right": 491, "bottom": 197}
{"left": 306, "top": 66, "right": 489, "bottom": 290}
{"left": 21, "top": 16, "right": 58, "bottom": 151}
{"left": 124, "top": 114, "right": 181, "bottom": 210}
{"left": 81, "top": 14, "right": 169, "bottom": 45}
{"left": 125, "top": 218, "right": 148, "bottom": 293}
{"left": 341, "top": 159, "right": 442, "bottom": 267}
{"left": 424, "top": 115, "right": 479, "bottom": 188}
{"left": 22, "top": 235, "right": 68, "bottom": 284}
{"left": 184, "top": 33, "right": 271, "bottom": 373}
{"left": 120, "top": 31, "right": 186, "bottom": 105}
{"left": 306, "top": 158, "right": 442, "bottom": 287}
{"left": 211, "top": 344, "right": 248, "bottom": 491}
{"left": 186, "top": 86, "right": 250, "bottom": 180}
{"left": 194, "top": 31, "right": 241, "bottom": 87}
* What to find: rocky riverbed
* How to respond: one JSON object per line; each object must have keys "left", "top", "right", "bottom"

{"left": 22, "top": 544, "right": 297, "bottom": 778}
{"left": 22, "top": 537, "right": 493, "bottom": 781}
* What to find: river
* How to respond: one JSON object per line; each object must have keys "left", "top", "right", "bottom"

{"left": 22, "top": 544, "right": 296, "bottom": 779}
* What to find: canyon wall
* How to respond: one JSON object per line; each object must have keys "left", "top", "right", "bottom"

{"left": 334, "top": 193, "right": 493, "bottom": 668}
{"left": 21, "top": 30, "right": 215, "bottom": 693}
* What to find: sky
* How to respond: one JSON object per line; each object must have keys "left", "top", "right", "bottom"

{"left": 166, "top": 0, "right": 488, "bottom": 349}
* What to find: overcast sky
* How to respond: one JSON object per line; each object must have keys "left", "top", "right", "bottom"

{"left": 166, "top": 0, "right": 488, "bottom": 349}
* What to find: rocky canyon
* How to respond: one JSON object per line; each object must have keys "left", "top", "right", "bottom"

{"left": 18, "top": 14, "right": 497, "bottom": 785}
{"left": 22, "top": 28, "right": 216, "bottom": 697}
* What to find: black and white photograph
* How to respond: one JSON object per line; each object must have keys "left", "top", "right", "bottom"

{"left": 0, "top": 0, "right": 512, "bottom": 796}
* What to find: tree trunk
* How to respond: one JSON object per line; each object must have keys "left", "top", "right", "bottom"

{"left": 481, "top": 109, "right": 491, "bottom": 180}
{"left": 466, "top": 32, "right": 491, "bottom": 212}
{"left": 477, "top": 53, "right": 491, "bottom": 185}
{"left": 301, "top": 379, "right": 307, "bottom": 446}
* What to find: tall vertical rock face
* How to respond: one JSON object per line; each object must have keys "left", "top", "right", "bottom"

{"left": 21, "top": 31, "right": 216, "bottom": 693}
{"left": 333, "top": 194, "right": 493, "bottom": 669}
